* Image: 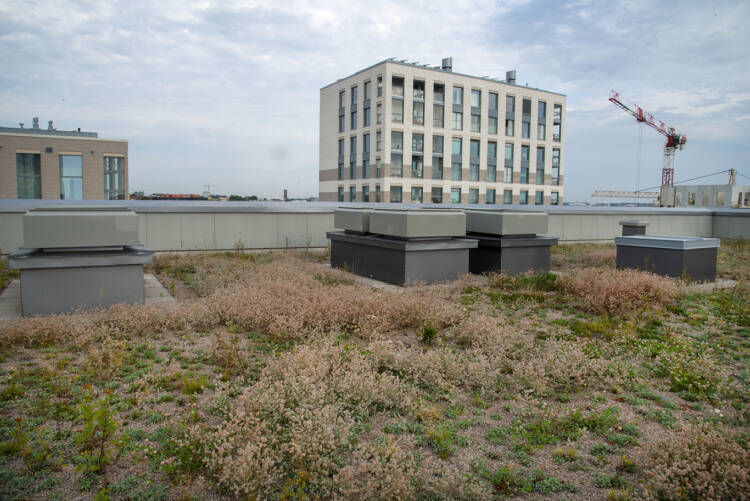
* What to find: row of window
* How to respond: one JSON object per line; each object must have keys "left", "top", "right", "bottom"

{"left": 338, "top": 76, "right": 562, "bottom": 141}
{"left": 338, "top": 134, "right": 560, "bottom": 185}
{"left": 15, "top": 152, "right": 125, "bottom": 200}
{"left": 337, "top": 185, "right": 559, "bottom": 205}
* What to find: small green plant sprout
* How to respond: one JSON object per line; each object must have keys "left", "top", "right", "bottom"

{"left": 617, "top": 455, "right": 637, "bottom": 473}
{"left": 75, "top": 389, "right": 124, "bottom": 475}
{"left": 417, "top": 322, "right": 437, "bottom": 345}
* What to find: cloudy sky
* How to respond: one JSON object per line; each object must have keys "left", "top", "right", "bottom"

{"left": 2, "top": 0, "right": 749, "bottom": 200}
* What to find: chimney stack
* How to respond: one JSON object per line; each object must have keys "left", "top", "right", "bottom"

{"left": 506, "top": 70, "right": 516, "bottom": 85}
{"left": 441, "top": 57, "right": 453, "bottom": 72}
{"left": 32, "top": 117, "right": 40, "bottom": 129}
{"left": 47, "top": 120, "right": 54, "bottom": 131}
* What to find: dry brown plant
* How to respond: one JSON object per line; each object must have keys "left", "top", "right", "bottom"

{"left": 642, "top": 423, "right": 750, "bottom": 500}
{"left": 561, "top": 267, "right": 678, "bottom": 315}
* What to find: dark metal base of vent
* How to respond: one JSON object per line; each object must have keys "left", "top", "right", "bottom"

{"left": 616, "top": 246, "right": 717, "bottom": 282}
{"left": 9, "top": 246, "right": 153, "bottom": 316}
{"left": 327, "top": 231, "right": 477, "bottom": 286}
{"left": 467, "top": 234, "right": 558, "bottom": 275}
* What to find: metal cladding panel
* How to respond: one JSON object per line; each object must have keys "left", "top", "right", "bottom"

{"left": 615, "top": 235, "right": 720, "bottom": 250}
{"left": 23, "top": 207, "right": 139, "bottom": 248}
{"left": 369, "top": 209, "right": 466, "bottom": 238}
{"left": 465, "top": 210, "right": 549, "bottom": 236}
{"left": 334, "top": 208, "right": 372, "bottom": 233}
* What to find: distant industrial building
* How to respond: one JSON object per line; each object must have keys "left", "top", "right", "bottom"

{"left": 319, "top": 57, "right": 565, "bottom": 205}
{"left": 661, "top": 184, "right": 750, "bottom": 208}
{"left": 0, "top": 118, "right": 128, "bottom": 200}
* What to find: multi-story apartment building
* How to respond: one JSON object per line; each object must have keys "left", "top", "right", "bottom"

{"left": 0, "top": 118, "right": 129, "bottom": 200}
{"left": 319, "top": 58, "right": 565, "bottom": 205}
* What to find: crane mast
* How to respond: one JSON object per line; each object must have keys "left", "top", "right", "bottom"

{"left": 609, "top": 90, "right": 687, "bottom": 187}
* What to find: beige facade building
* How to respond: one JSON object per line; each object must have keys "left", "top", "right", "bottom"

{"left": 0, "top": 119, "right": 128, "bottom": 200}
{"left": 319, "top": 58, "right": 565, "bottom": 205}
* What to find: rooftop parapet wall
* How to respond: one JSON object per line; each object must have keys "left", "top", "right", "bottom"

{"left": 0, "top": 200, "right": 747, "bottom": 254}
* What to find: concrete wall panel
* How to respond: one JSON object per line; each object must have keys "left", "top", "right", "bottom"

{"left": 180, "top": 213, "right": 215, "bottom": 250}
{"left": 0, "top": 213, "right": 24, "bottom": 254}
{"left": 245, "top": 214, "right": 278, "bottom": 249}
{"left": 143, "top": 213, "right": 182, "bottom": 251}
{"left": 277, "top": 214, "right": 308, "bottom": 248}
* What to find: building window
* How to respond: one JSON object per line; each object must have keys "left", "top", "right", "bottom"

{"left": 412, "top": 133, "right": 424, "bottom": 153}
{"left": 390, "top": 185, "right": 402, "bottom": 203}
{"left": 376, "top": 103, "right": 382, "bottom": 124}
{"left": 453, "top": 86, "right": 463, "bottom": 105}
{"left": 504, "top": 143, "right": 514, "bottom": 183}
{"left": 392, "top": 76, "right": 405, "bottom": 124}
{"left": 377, "top": 75, "right": 382, "bottom": 97}
{"left": 469, "top": 188, "right": 479, "bottom": 204}
{"left": 391, "top": 130, "right": 403, "bottom": 151}
{"left": 452, "top": 86, "right": 463, "bottom": 130}
{"left": 350, "top": 136, "right": 357, "bottom": 179}
{"left": 375, "top": 184, "right": 381, "bottom": 202}
{"left": 363, "top": 134, "right": 370, "bottom": 178}
{"left": 363, "top": 82, "right": 371, "bottom": 126}
{"left": 338, "top": 186, "right": 344, "bottom": 202}
{"left": 553, "top": 104, "right": 562, "bottom": 141}
{"left": 392, "top": 98, "right": 403, "bottom": 123}
{"left": 103, "top": 156, "right": 125, "bottom": 200}
{"left": 411, "top": 156, "right": 423, "bottom": 178}
{"left": 450, "top": 188, "right": 461, "bottom": 203}
{"left": 535, "top": 191, "right": 544, "bottom": 205}
{"left": 552, "top": 148, "right": 560, "bottom": 185}
{"left": 452, "top": 112, "right": 463, "bottom": 130}
{"left": 488, "top": 92, "right": 498, "bottom": 135}
{"left": 376, "top": 130, "right": 382, "bottom": 151}
{"left": 503, "top": 189, "right": 512, "bottom": 204}
{"left": 412, "top": 97, "right": 426, "bottom": 126}
{"left": 16, "top": 153, "right": 41, "bottom": 199}
{"left": 471, "top": 89, "right": 481, "bottom": 132}
{"left": 550, "top": 192, "right": 559, "bottom": 205}
{"left": 451, "top": 138, "right": 462, "bottom": 181}
{"left": 413, "top": 79, "right": 425, "bottom": 99}
{"left": 376, "top": 157, "right": 382, "bottom": 178}
{"left": 433, "top": 83, "right": 445, "bottom": 128}
{"left": 411, "top": 186, "right": 423, "bottom": 203}
{"left": 536, "top": 147, "right": 545, "bottom": 184}
{"left": 351, "top": 86, "right": 358, "bottom": 129}
{"left": 431, "top": 187, "right": 442, "bottom": 203}
{"left": 486, "top": 189, "right": 496, "bottom": 204}
{"left": 520, "top": 145, "right": 530, "bottom": 184}
{"left": 471, "top": 115, "right": 480, "bottom": 133}
{"left": 338, "top": 90, "right": 345, "bottom": 133}
{"left": 469, "top": 139, "right": 479, "bottom": 182}
{"left": 505, "top": 95, "right": 515, "bottom": 136}
{"left": 522, "top": 98, "right": 531, "bottom": 138}
{"left": 391, "top": 154, "right": 402, "bottom": 177}
{"left": 432, "top": 157, "right": 443, "bottom": 180}
{"left": 520, "top": 190, "right": 528, "bottom": 205}
{"left": 59, "top": 154, "right": 83, "bottom": 200}
{"left": 363, "top": 185, "right": 370, "bottom": 202}
{"left": 350, "top": 185, "right": 357, "bottom": 202}
{"left": 537, "top": 101, "right": 546, "bottom": 140}
{"left": 413, "top": 101, "right": 424, "bottom": 125}
{"left": 338, "top": 139, "right": 345, "bottom": 180}
{"left": 432, "top": 135, "right": 444, "bottom": 180}
{"left": 487, "top": 141, "right": 497, "bottom": 182}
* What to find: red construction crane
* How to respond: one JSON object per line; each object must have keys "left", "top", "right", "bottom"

{"left": 609, "top": 90, "right": 687, "bottom": 186}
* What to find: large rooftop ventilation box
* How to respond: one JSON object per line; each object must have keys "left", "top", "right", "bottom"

{"left": 9, "top": 206, "right": 152, "bottom": 316}
{"left": 464, "top": 210, "right": 557, "bottom": 275}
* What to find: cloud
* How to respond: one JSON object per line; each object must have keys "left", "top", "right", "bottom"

{"left": 0, "top": 0, "right": 748, "bottom": 200}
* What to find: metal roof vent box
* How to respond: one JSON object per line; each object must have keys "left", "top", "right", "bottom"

{"left": 9, "top": 206, "right": 153, "bottom": 316}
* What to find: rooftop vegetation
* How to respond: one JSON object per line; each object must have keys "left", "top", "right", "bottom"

{"left": 0, "top": 241, "right": 748, "bottom": 500}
